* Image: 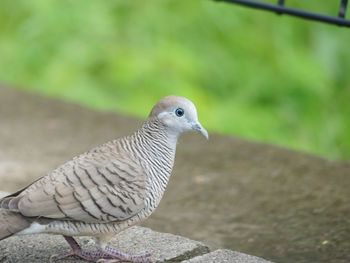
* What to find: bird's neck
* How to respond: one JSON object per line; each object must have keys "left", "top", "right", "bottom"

{"left": 133, "top": 118, "right": 179, "bottom": 207}
{"left": 138, "top": 117, "right": 179, "bottom": 152}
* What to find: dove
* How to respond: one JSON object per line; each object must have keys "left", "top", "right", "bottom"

{"left": 0, "top": 96, "right": 208, "bottom": 263}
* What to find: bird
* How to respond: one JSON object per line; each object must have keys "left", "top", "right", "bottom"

{"left": 0, "top": 95, "right": 208, "bottom": 263}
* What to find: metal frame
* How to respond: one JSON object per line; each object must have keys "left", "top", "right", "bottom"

{"left": 215, "top": 0, "right": 350, "bottom": 28}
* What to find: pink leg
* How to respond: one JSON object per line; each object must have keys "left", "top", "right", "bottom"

{"left": 50, "top": 236, "right": 107, "bottom": 262}
{"left": 50, "top": 235, "right": 151, "bottom": 263}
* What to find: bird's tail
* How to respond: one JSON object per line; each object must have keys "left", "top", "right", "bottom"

{"left": 0, "top": 209, "right": 30, "bottom": 240}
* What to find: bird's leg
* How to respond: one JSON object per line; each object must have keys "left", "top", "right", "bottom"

{"left": 96, "top": 246, "right": 152, "bottom": 263}
{"left": 50, "top": 235, "right": 107, "bottom": 262}
{"left": 50, "top": 236, "right": 151, "bottom": 263}
{"left": 63, "top": 235, "right": 82, "bottom": 253}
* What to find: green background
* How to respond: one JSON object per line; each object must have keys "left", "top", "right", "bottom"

{"left": 0, "top": 0, "right": 349, "bottom": 159}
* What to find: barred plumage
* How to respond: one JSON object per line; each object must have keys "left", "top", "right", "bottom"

{"left": 0, "top": 96, "right": 208, "bottom": 262}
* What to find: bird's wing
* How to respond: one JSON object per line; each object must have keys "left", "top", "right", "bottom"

{"left": 1, "top": 146, "right": 147, "bottom": 223}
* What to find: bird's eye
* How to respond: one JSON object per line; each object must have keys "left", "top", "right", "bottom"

{"left": 175, "top": 108, "right": 184, "bottom": 117}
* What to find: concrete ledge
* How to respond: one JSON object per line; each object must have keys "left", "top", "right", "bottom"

{"left": 1, "top": 190, "right": 274, "bottom": 262}
{"left": 0, "top": 231, "right": 276, "bottom": 263}
{"left": 182, "top": 249, "right": 273, "bottom": 263}
{"left": 0, "top": 226, "right": 209, "bottom": 262}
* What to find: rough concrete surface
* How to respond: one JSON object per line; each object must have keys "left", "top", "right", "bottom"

{"left": 0, "top": 86, "right": 349, "bottom": 263}
{"left": 183, "top": 249, "right": 273, "bottom": 263}
{"left": 0, "top": 225, "right": 209, "bottom": 263}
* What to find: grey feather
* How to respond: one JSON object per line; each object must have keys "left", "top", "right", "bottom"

{"left": 0, "top": 210, "right": 31, "bottom": 240}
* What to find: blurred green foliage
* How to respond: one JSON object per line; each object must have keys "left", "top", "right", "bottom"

{"left": 0, "top": 1, "right": 349, "bottom": 159}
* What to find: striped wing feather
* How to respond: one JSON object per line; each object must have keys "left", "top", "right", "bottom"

{"left": 4, "top": 147, "right": 146, "bottom": 223}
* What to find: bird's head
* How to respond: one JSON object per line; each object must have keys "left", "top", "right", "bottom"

{"left": 149, "top": 96, "right": 208, "bottom": 139}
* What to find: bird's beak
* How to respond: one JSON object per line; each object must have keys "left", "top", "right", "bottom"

{"left": 192, "top": 122, "right": 209, "bottom": 139}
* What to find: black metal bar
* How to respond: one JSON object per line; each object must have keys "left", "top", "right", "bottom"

{"left": 216, "top": 0, "right": 350, "bottom": 28}
{"left": 276, "top": 0, "right": 285, "bottom": 15}
{"left": 339, "top": 0, "right": 348, "bottom": 18}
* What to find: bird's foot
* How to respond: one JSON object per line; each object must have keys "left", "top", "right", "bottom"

{"left": 96, "top": 246, "right": 152, "bottom": 263}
